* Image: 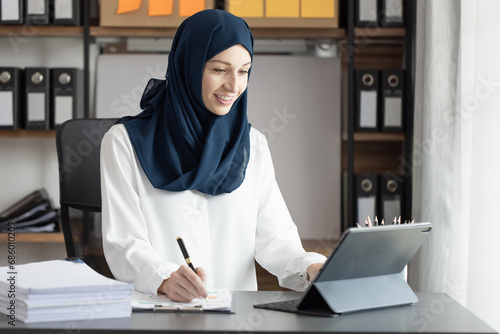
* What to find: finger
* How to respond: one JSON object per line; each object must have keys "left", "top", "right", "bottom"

{"left": 194, "top": 267, "right": 208, "bottom": 298}
{"left": 195, "top": 266, "right": 208, "bottom": 282}
{"left": 168, "top": 269, "right": 201, "bottom": 301}
{"left": 177, "top": 265, "right": 207, "bottom": 299}
{"left": 167, "top": 288, "right": 194, "bottom": 303}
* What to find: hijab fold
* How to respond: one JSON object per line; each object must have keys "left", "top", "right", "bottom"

{"left": 117, "top": 10, "right": 254, "bottom": 195}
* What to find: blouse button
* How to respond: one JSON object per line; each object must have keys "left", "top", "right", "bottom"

{"left": 197, "top": 201, "right": 206, "bottom": 210}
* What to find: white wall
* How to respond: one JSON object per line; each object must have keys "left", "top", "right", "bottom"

{"left": 0, "top": 137, "right": 59, "bottom": 211}
{"left": 247, "top": 55, "right": 341, "bottom": 240}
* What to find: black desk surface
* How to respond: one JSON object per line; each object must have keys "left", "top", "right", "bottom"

{"left": 0, "top": 291, "right": 496, "bottom": 334}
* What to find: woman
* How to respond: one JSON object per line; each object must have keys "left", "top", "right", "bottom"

{"left": 101, "top": 9, "right": 326, "bottom": 302}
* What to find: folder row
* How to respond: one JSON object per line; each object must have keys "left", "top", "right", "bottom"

{"left": 0, "top": 0, "right": 81, "bottom": 25}
{"left": 0, "top": 67, "right": 83, "bottom": 130}
{"left": 355, "top": 69, "right": 405, "bottom": 132}
{"left": 354, "top": 173, "right": 405, "bottom": 226}
{"left": 355, "top": 0, "right": 404, "bottom": 27}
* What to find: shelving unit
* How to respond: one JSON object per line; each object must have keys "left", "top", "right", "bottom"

{"left": 88, "top": 26, "right": 404, "bottom": 39}
{"left": 0, "top": 130, "right": 56, "bottom": 138}
{"left": 0, "top": 26, "right": 83, "bottom": 36}
{"left": 0, "top": 25, "right": 84, "bottom": 244}
{"left": 0, "top": 232, "right": 64, "bottom": 243}
{"left": 343, "top": 0, "right": 416, "bottom": 229}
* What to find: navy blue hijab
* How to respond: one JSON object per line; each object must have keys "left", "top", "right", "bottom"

{"left": 117, "top": 10, "right": 254, "bottom": 195}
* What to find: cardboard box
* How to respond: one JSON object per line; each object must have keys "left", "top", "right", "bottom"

{"left": 100, "top": 0, "right": 215, "bottom": 28}
{"left": 226, "top": 0, "right": 339, "bottom": 28}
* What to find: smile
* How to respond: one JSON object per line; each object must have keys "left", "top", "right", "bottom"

{"left": 215, "top": 94, "right": 235, "bottom": 101}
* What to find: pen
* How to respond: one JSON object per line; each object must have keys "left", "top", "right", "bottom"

{"left": 176, "top": 236, "right": 196, "bottom": 272}
{"left": 176, "top": 237, "right": 209, "bottom": 303}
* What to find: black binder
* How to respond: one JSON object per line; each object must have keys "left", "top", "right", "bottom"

{"left": 25, "top": 0, "right": 51, "bottom": 25}
{"left": 0, "top": 67, "right": 24, "bottom": 129}
{"left": 51, "top": 68, "right": 83, "bottom": 128}
{"left": 379, "top": 174, "right": 404, "bottom": 223}
{"left": 25, "top": 67, "right": 51, "bottom": 130}
{"left": 0, "top": 0, "right": 24, "bottom": 24}
{"left": 89, "top": 0, "right": 99, "bottom": 25}
{"left": 380, "top": 69, "right": 404, "bottom": 132}
{"left": 355, "top": 70, "right": 379, "bottom": 131}
{"left": 355, "top": 0, "right": 378, "bottom": 27}
{"left": 354, "top": 174, "right": 378, "bottom": 225}
{"left": 379, "top": 0, "right": 404, "bottom": 27}
{"left": 53, "top": 0, "right": 80, "bottom": 25}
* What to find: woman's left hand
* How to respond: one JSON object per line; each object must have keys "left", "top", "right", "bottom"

{"left": 306, "top": 263, "right": 323, "bottom": 282}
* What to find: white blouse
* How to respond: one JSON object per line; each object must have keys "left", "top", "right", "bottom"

{"left": 101, "top": 124, "right": 326, "bottom": 295}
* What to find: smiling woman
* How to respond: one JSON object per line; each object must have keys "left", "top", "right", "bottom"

{"left": 100, "top": 9, "right": 326, "bottom": 303}
{"left": 202, "top": 45, "right": 252, "bottom": 116}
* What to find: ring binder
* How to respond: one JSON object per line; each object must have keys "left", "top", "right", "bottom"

{"left": 25, "top": 67, "right": 51, "bottom": 130}
{"left": 379, "top": 174, "right": 404, "bottom": 224}
{"left": 380, "top": 69, "right": 404, "bottom": 132}
{"left": 25, "top": 0, "right": 51, "bottom": 25}
{"left": 354, "top": 174, "right": 378, "bottom": 226}
{"left": 51, "top": 68, "right": 83, "bottom": 128}
{"left": 379, "top": 0, "right": 404, "bottom": 27}
{"left": 355, "top": 70, "right": 379, "bottom": 132}
{"left": 53, "top": 0, "right": 81, "bottom": 26}
{"left": 0, "top": 0, "right": 24, "bottom": 24}
{"left": 355, "top": 0, "right": 378, "bottom": 27}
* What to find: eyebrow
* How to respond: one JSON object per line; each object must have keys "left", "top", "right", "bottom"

{"left": 207, "top": 59, "right": 252, "bottom": 66}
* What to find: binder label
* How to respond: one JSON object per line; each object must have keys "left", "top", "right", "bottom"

{"left": 359, "top": 91, "right": 377, "bottom": 127}
{"left": 27, "top": 92, "right": 46, "bottom": 121}
{"left": 55, "top": 96, "right": 73, "bottom": 125}
{"left": 0, "top": 91, "right": 14, "bottom": 126}
{"left": 384, "top": 96, "right": 402, "bottom": 127}
{"left": 55, "top": 0, "right": 73, "bottom": 19}
{"left": 26, "top": 0, "right": 46, "bottom": 14}
{"left": 1, "top": 0, "right": 20, "bottom": 21}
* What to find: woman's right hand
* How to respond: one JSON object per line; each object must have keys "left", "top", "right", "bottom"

{"left": 157, "top": 265, "right": 208, "bottom": 302}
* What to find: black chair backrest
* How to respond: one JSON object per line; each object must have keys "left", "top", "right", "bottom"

{"left": 56, "top": 118, "right": 118, "bottom": 278}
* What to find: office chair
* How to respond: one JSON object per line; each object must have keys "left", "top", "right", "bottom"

{"left": 56, "top": 118, "right": 118, "bottom": 279}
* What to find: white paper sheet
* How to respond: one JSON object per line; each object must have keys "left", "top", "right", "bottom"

{"left": 131, "top": 288, "right": 232, "bottom": 312}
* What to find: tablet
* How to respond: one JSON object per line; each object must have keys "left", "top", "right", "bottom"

{"left": 254, "top": 222, "right": 432, "bottom": 316}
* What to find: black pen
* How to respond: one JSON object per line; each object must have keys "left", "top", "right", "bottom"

{"left": 176, "top": 236, "right": 197, "bottom": 273}
{"left": 176, "top": 237, "right": 209, "bottom": 303}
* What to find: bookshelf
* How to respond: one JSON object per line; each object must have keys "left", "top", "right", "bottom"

{"left": 0, "top": 232, "right": 64, "bottom": 243}
{"left": 0, "top": 130, "right": 56, "bottom": 138}
{"left": 343, "top": 0, "right": 416, "bottom": 229}
{"left": 0, "top": 26, "right": 82, "bottom": 36}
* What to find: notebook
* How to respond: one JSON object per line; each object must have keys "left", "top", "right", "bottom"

{"left": 254, "top": 222, "right": 432, "bottom": 317}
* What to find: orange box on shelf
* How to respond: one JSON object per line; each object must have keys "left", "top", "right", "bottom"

{"left": 226, "top": 0, "right": 339, "bottom": 28}
{"left": 100, "top": 0, "right": 215, "bottom": 28}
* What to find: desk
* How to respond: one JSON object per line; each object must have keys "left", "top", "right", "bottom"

{"left": 0, "top": 291, "right": 496, "bottom": 334}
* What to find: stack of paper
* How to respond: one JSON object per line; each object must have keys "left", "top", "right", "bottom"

{"left": 0, "top": 259, "right": 133, "bottom": 323}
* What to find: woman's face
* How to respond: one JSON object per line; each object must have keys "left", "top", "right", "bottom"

{"left": 201, "top": 44, "right": 252, "bottom": 116}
